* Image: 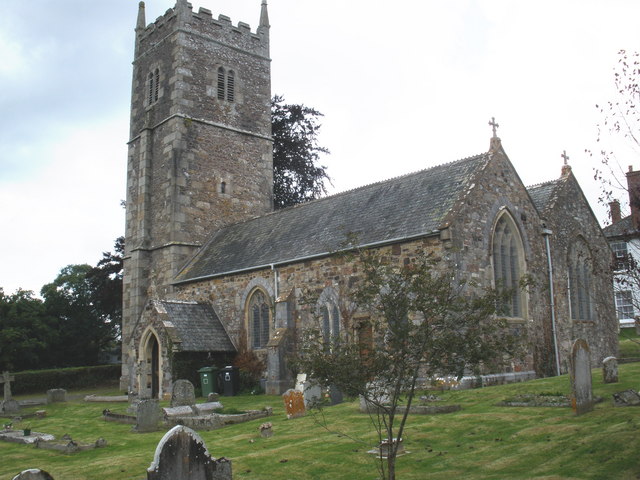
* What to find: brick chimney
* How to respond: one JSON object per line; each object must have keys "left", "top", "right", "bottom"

{"left": 626, "top": 165, "right": 640, "bottom": 230}
{"left": 609, "top": 200, "right": 621, "bottom": 224}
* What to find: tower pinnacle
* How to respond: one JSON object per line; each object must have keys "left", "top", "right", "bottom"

{"left": 260, "top": 0, "right": 270, "bottom": 28}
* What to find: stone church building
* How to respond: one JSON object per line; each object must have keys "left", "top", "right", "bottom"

{"left": 120, "top": 0, "right": 617, "bottom": 398}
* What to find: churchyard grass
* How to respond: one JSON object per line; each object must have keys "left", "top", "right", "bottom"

{"left": 619, "top": 329, "right": 640, "bottom": 360}
{"left": 1, "top": 363, "right": 639, "bottom": 479}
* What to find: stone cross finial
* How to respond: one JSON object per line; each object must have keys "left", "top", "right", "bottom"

{"left": 489, "top": 117, "right": 499, "bottom": 138}
{"left": 1, "top": 371, "right": 15, "bottom": 401}
{"left": 561, "top": 150, "right": 570, "bottom": 165}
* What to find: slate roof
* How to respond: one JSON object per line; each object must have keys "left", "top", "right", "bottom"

{"left": 158, "top": 300, "right": 236, "bottom": 352}
{"left": 527, "top": 180, "right": 559, "bottom": 213}
{"left": 174, "top": 154, "right": 490, "bottom": 283}
{"left": 603, "top": 216, "right": 635, "bottom": 238}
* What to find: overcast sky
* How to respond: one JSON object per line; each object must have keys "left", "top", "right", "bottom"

{"left": 1, "top": 0, "right": 639, "bottom": 295}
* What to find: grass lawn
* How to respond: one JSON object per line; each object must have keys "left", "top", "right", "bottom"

{"left": 619, "top": 329, "right": 640, "bottom": 360}
{"left": 1, "top": 364, "right": 639, "bottom": 480}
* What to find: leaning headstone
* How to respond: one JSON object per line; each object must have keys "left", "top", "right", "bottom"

{"left": 282, "top": 389, "right": 305, "bottom": 419}
{"left": 570, "top": 339, "right": 593, "bottom": 415}
{"left": 46, "top": 389, "right": 67, "bottom": 404}
{"left": 12, "top": 469, "right": 55, "bottom": 480}
{"left": 171, "top": 380, "right": 196, "bottom": 407}
{"left": 134, "top": 399, "right": 160, "bottom": 433}
{"left": 602, "top": 356, "right": 618, "bottom": 384}
{"left": 0, "top": 371, "right": 19, "bottom": 414}
{"left": 147, "top": 425, "right": 232, "bottom": 480}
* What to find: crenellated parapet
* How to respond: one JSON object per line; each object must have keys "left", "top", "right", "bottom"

{"left": 135, "top": 1, "right": 269, "bottom": 61}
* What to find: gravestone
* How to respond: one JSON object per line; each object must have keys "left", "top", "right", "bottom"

{"left": 282, "top": 389, "right": 305, "bottom": 419}
{"left": 295, "top": 374, "right": 322, "bottom": 408}
{"left": 359, "top": 382, "right": 391, "bottom": 413}
{"left": 147, "top": 425, "right": 232, "bottom": 480}
{"left": 11, "top": 469, "right": 55, "bottom": 480}
{"left": 329, "top": 385, "right": 343, "bottom": 405}
{"left": 259, "top": 422, "right": 273, "bottom": 438}
{"left": 602, "top": 356, "right": 618, "bottom": 384}
{"left": 207, "top": 392, "right": 220, "bottom": 402}
{"left": 134, "top": 399, "right": 160, "bottom": 433}
{"left": 46, "top": 389, "right": 67, "bottom": 404}
{"left": 171, "top": 380, "right": 196, "bottom": 407}
{"left": 570, "top": 339, "right": 593, "bottom": 415}
{"left": 0, "top": 371, "right": 19, "bottom": 414}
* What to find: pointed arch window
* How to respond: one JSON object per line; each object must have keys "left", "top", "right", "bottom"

{"left": 569, "top": 239, "right": 594, "bottom": 321}
{"left": 216, "top": 66, "right": 236, "bottom": 102}
{"left": 320, "top": 302, "right": 340, "bottom": 343}
{"left": 492, "top": 213, "right": 525, "bottom": 317}
{"left": 248, "top": 290, "right": 271, "bottom": 349}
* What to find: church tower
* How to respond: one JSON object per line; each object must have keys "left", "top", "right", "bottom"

{"left": 121, "top": 0, "right": 273, "bottom": 390}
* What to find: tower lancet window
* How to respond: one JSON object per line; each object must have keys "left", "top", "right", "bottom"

{"left": 216, "top": 66, "right": 236, "bottom": 102}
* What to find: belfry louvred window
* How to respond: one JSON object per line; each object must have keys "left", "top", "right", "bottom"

{"left": 148, "top": 68, "right": 159, "bottom": 105}
{"left": 217, "top": 66, "right": 235, "bottom": 102}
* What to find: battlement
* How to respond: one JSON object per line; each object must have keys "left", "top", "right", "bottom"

{"left": 136, "top": 1, "right": 269, "bottom": 59}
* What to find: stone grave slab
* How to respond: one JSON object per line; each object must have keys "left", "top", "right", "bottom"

{"left": 282, "top": 389, "right": 305, "bottom": 419}
{"left": 0, "top": 429, "right": 55, "bottom": 445}
{"left": 570, "top": 338, "right": 593, "bottom": 415}
{"left": 602, "top": 356, "right": 618, "bottom": 384}
{"left": 613, "top": 389, "right": 640, "bottom": 407}
{"left": 171, "top": 380, "right": 196, "bottom": 407}
{"left": 147, "top": 425, "right": 232, "bottom": 480}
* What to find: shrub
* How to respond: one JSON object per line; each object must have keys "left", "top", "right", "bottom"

{"left": 12, "top": 365, "right": 121, "bottom": 395}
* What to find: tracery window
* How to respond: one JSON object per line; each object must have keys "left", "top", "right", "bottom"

{"left": 217, "top": 66, "right": 235, "bottom": 102}
{"left": 492, "top": 213, "right": 525, "bottom": 317}
{"left": 569, "top": 239, "right": 594, "bottom": 321}
{"left": 248, "top": 290, "right": 271, "bottom": 349}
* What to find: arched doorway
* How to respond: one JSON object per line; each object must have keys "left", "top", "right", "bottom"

{"left": 140, "top": 330, "right": 161, "bottom": 399}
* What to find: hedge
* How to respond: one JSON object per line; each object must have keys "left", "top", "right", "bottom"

{"left": 11, "top": 365, "right": 121, "bottom": 395}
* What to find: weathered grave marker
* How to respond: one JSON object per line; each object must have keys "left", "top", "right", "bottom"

{"left": 570, "top": 339, "right": 593, "bottom": 415}
{"left": 46, "top": 389, "right": 67, "bottom": 404}
{"left": 147, "top": 425, "right": 232, "bottom": 480}
{"left": 11, "top": 469, "right": 55, "bottom": 480}
{"left": 0, "top": 371, "right": 19, "bottom": 414}
{"left": 171, "top": 380, "right": 196, "bottom": 407}
{"left": 282, "top": 389, "right": 305, "bottom": 419}
{"left": 135, "top": 399, "right": 160, "bottom": 433}
{"left": 602, "top": 356, "right": 618, "bottom": 384}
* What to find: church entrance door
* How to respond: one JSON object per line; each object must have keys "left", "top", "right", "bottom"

{"left": 140, "top": 330, "right": 161, "bottom": 399}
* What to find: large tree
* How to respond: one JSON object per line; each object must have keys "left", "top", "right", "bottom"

{"left": 0, "top": 288, "right": 58, "bottom": 371}
{"left": 297, "top": 249, "right": 520, "bottom": 480}
{"left": 272, "top": 95, "right": 330, "bottom": 209}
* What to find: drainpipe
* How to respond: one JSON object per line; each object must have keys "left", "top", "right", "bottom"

{"left": 270, "top": 264, "right": 279, "bottom": 300}
{"left": 542, "top": 227, "right": 561, "bottom": 376}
